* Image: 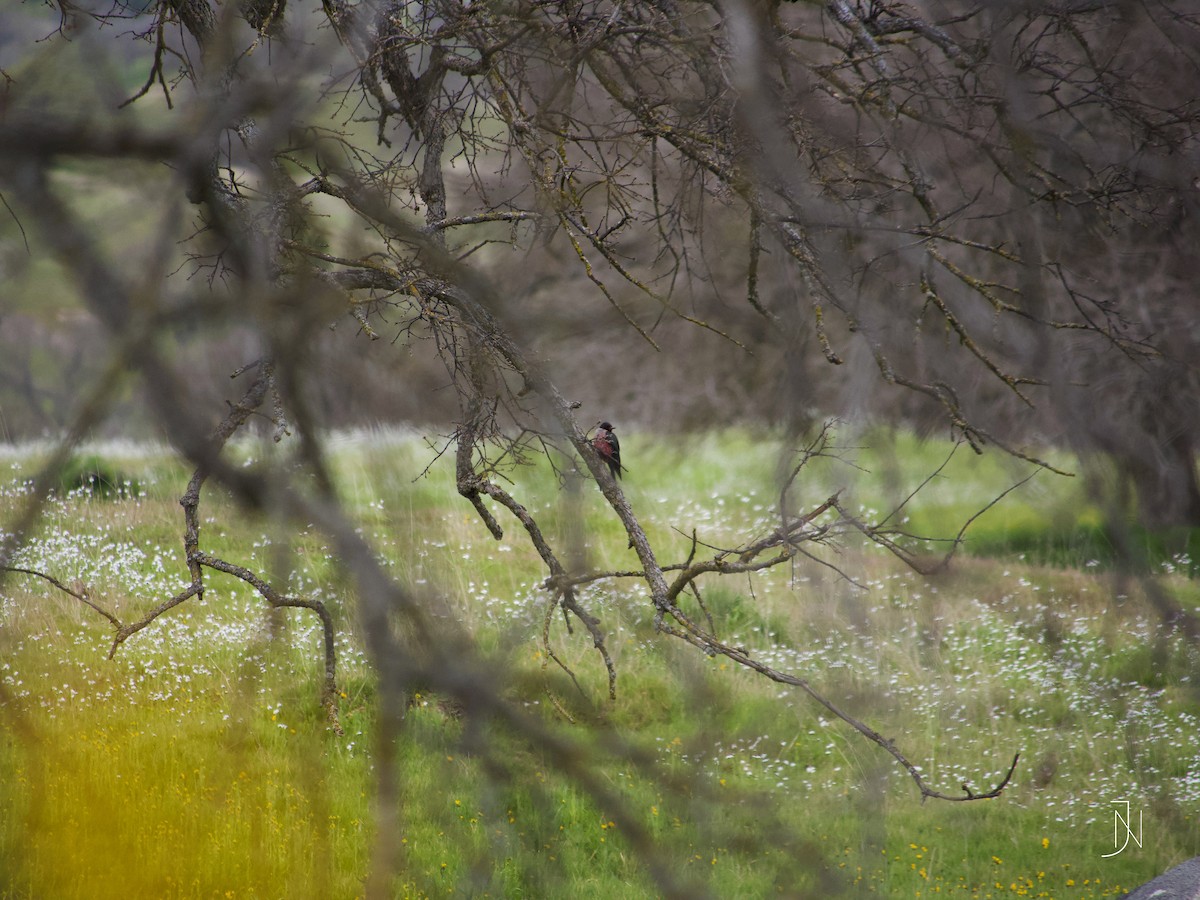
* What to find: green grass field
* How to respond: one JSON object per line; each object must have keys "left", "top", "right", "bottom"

{"left": 1, "top": 428, "right": 1197, "bottom": 898}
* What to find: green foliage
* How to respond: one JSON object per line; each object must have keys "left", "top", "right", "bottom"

{"left": 52, "top": 453, "right": 143, "bottom": 500}
{"left": 1, "top": 429, "right": 1197, "bottom": 898}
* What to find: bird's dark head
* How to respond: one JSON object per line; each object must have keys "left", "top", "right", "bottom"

{"left": 598, "top": 421, "right": 614, "bottom": 431}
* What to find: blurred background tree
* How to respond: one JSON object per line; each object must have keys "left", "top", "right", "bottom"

{"left": 2, "top": 0, "right": 1199, "bottom": 891}
{"left": 2, "top": 0, "right": 1197, "bottom": 526}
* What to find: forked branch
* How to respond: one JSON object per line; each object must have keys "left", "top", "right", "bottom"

{"left": 454, "top": 415, "right": 1022, "bottom": 803}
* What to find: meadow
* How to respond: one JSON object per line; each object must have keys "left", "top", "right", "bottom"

{"left": 1, "top": 427, "right": 1197, "bottom": 898}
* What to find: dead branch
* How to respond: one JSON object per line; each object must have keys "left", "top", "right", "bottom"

{"left": 655, "top": 600, "right": 1021, "bottom": 803}
{"left": 456, "top": 392, "right": 618, "bottom": 702}
{"left": 0, "top": 566, "right": 121, "bottom": 629}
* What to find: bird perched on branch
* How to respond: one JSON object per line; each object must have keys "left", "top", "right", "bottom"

{"left": 591, "top": 421, "right": 624, "bottom": 479}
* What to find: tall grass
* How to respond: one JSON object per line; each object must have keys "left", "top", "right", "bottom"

{"left": 1, "top": 427, "right": 1197, "bottom": 897}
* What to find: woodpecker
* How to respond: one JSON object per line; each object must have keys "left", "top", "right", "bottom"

{"left": 591, "top": 421, "right": 624, "bottom": 479}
